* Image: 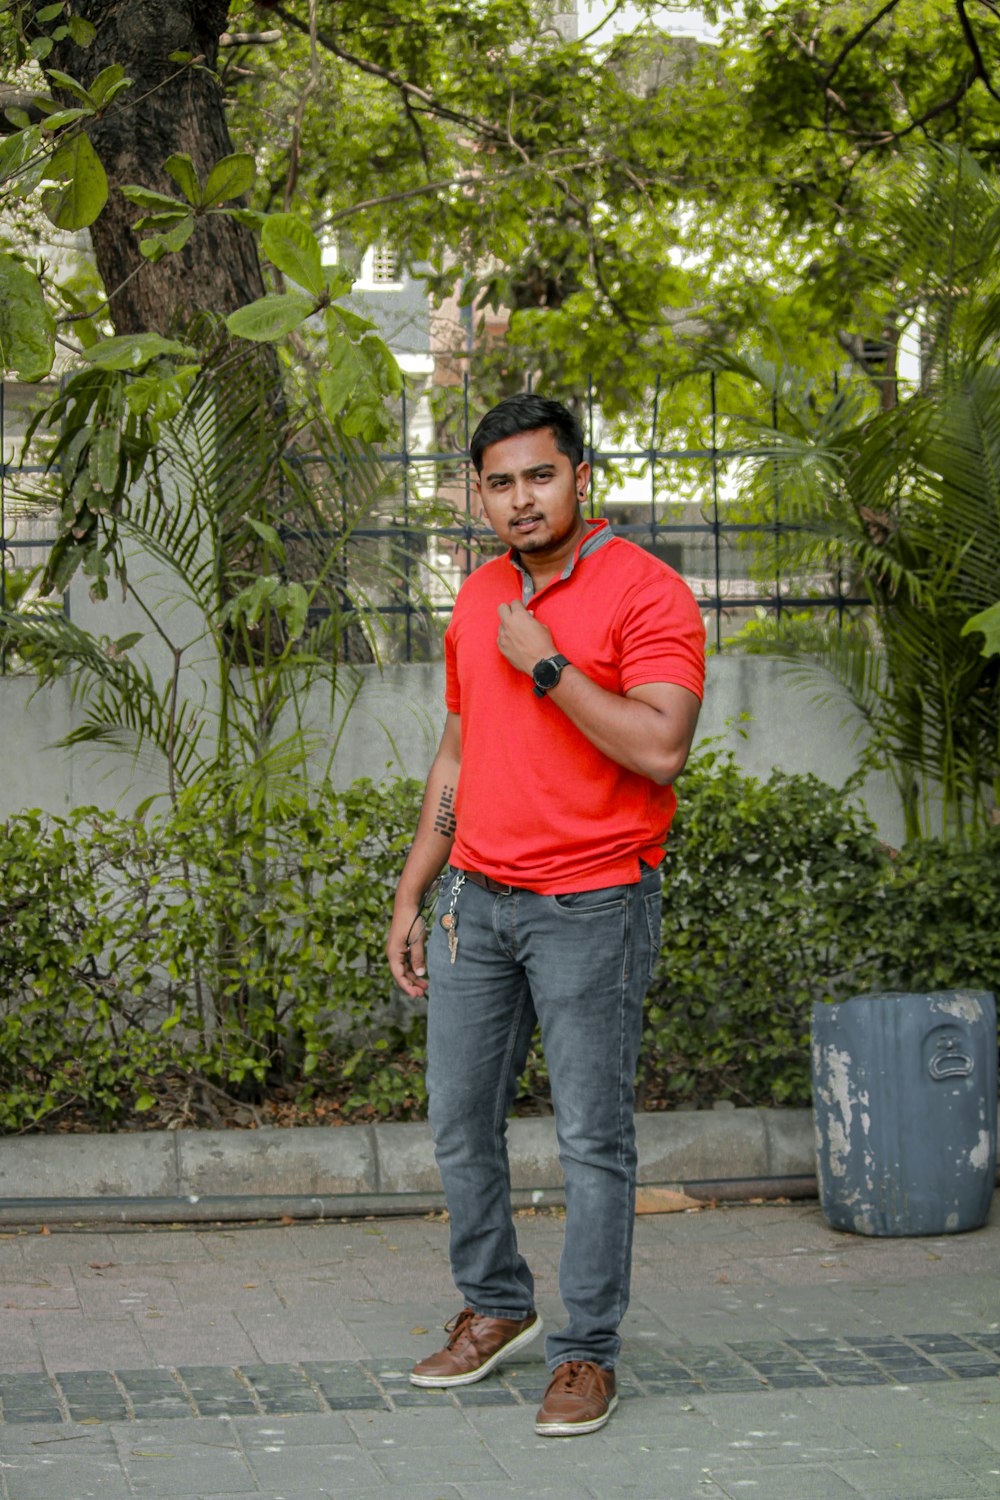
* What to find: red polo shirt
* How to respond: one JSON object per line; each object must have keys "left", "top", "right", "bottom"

{"left": 444, "top": 520, "right": 706, "bottom": 892}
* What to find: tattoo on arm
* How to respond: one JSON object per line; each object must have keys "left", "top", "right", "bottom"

{"left": 433, "top": 784, "right": 457, "bottom": 839}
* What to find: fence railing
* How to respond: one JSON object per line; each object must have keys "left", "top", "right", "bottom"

{"left": 1, "top": 372, "right": 865, "bottom": 669}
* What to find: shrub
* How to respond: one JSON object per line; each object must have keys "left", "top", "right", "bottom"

{"left": 2, "top": 757, "right": 996, "bottom": 1132}
{"left": 0, "top": 779, "right": 427, "bottom": 1131}
{"left": 642, "top": 748, "right": 1000, "bottom": 1108}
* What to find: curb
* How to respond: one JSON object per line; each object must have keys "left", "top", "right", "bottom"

{"left": 0, "top": 1107, "right": 816, "bottom": 1222}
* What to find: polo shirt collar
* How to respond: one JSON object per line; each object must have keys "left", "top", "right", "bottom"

{"left": 509, "top": 518, "right": 612, "bottom": 603}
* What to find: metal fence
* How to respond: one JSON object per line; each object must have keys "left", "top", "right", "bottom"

{"left": 1, "top": 373, "right": 864, "bottom": 668}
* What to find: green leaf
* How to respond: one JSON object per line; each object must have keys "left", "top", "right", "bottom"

{"left": 41, "top": 107, "right": 91, "bottom": 131}
{"left": 86, "top": 66, "right": 128, "bottom": 108}
{"left": 328, "top": 302, "right": 374, "bottom": 338}
{"left": 323, "top": 264, "right": 353, "bottom": 298}
{"left": 29, "top": 35, "right": 54, "bottom": 61}
{"left": 229, "top": 207, "right": 269, "bottom": 232}
{"left": 44, "top": 68, "right": 93, "bottom": 104}
{"left": 246, "top": 518, "right": 284, "bottom": 553}
{"left": 202, "top": 152, "right": 255, "bottom": 206}
{"left": 89, "top": 427, "right": 119, "bottom": 493}
{"left": 163, "top": 152, "right": 202, "bottom": 206}
{"left": 67, "top": 14, "right": 97, "bottom": 46}
{"left": 225, "top": 291, "right": 315, "bottom": 342}
{"left": 121, "top": 184, "right": 187, "bottom": 211}
{"left": 139, "top": 216, "right": 195, "bottom": 261}
{"left": 81, "top": 333, "right": 197, "bottom": 370}
{"left": 41, "top": 133, "right": 107, "bottom": 229}
{"left": 317, "top": 340, "right": 363, "bottom": 421}
{"left": 0, "top": 125, "right": 43, "bottom": 186}
{"left": 961, "top": 602, "right": 1000, "bottom": 659}
{"left": 365, "top": 334, "right": 404, "bottom": 395}
{"left": 0, "top": 254, "right": 56, "bottom": 381}
{"left": 36, "top": 3, "right": 65, "bottom": 22}
{"left": 261, "top": 213, "right": 324, "bottom": 296}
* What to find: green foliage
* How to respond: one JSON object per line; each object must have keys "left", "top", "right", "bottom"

{"left": 705, "top": 147, "right": 1000, "bottom": 842}
{"left": 4, "top": 751, "right": 997, "bottom": 1132}
{"left": 0, "top": 251, "right": 56, "bottom": 379}
{"left": 643, "top": 745, "right": 1000, "bottom": 1109}
{"left": 642, "top": 747, "right": 890, "bottom": 1108}
{"left": 0, "top": 778, "right": 427, "bottom": 1132}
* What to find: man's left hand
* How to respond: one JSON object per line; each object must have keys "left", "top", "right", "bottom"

{"left": 497, "top": 600, "right": 556, "bottom": 676}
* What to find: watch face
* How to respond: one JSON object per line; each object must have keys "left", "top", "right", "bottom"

{"left": 533, "top": 658, "right": 559, "bottom": 688}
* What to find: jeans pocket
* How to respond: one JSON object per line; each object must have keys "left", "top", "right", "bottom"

{"left": 551, "top": 884, "right": 629, "bottom": 913}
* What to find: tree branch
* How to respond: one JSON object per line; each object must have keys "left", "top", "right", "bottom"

{"left": 824, "top": 0, "right": 905, "bottom": 85}
{"left": 956, "top": 0, "right": 1000, "bottom": 105}
{"left": 269, "top": 2, "right": 509, "bottom": 145}
{"left": 220, "top": 30, "right": 282, "bottom": 47}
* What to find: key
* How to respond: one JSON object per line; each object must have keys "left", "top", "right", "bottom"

{"left": 440, "top": 910, "right": 459, "bottom": 964}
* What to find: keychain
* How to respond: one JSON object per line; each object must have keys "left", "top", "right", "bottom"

{"left": 440, "top": 870, "right": 466, "bottom": 964}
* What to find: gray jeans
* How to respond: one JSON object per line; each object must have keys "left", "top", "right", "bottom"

{"left": 425, "top": 863, "right": 662, "bottom": 1370}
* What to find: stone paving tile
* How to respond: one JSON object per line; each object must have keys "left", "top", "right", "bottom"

{"left": 371, "top": 1444, "right": 511, "bottom": 1484}
{"left": 233, "top": 1308, "right": 369, "bottom": 1365}
{"left": 173, "top": 1368, "right": 258, "bottom": 1418}
{"left": 137, "top": 1311, "right": 264, "bottom": 1369}
{"left": 833, "top": 1456, "right": 996, "bottom": 1498}
{"left": 0, "top": 1425, "right": 130, "bottom": 1500}
{"left": 104, "top": 1232, "right": 215, "bottom": 1265}
{"left": 242, "top": 1442, "right": 385, "bottom": 1490}
{"left": 1, "top": 1278, "right": 78, "bottom": 1311}
{"left": 235, "top": 1413, "right": 357, "bottom": 1447}
{"left": 70, "top": 1266, "right": 184, "bottom": 1318}
{"left": 194, "top": 1228, "right": 313, "bottom": 1266}
{"left": 32, "top": 1312, "right": 152, "bottom": 1375}
{"left": 715, "top": 1466, "right": 865, "bottom": 1498}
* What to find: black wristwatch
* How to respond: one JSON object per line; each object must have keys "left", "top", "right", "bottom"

{"left": 532, "top": 653, "right": 570, "bottom": 698}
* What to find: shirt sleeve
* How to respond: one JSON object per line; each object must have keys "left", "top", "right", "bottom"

{"left": 616, "top": 570, "right": 706, "bottom": 699}
{"left": 444, "top": 622, "right": 461, "bottom": 713}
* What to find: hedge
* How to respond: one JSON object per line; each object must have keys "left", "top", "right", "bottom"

{"left": 1, "top": 753, "right": 997, "bottom": 1131}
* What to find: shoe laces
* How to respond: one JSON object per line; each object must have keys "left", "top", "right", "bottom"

{"left": 552, "top": 1359, "right": 598, "bottom": 1392}
{"left": 443, "top": 1307, "right": 479, "bottom": 1350}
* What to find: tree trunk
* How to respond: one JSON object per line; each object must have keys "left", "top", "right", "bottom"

{"left": 40, "top": 0, "right": 267, "bottom": 334}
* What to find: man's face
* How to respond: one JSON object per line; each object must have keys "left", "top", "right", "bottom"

{"left": 476, "top": 427, "right": 590, "bottom": 559}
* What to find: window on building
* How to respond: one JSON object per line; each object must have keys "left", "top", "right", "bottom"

{"left": 366, "top": 242, "right": 402, "bottom": 287}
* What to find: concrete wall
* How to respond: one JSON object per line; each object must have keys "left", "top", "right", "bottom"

{"left": 0, "top": 655, "right": 905, "bottom": 844}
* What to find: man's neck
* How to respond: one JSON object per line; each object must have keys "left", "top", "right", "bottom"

{"left": 515, "top": 519, "right": 589, "bottom": 591}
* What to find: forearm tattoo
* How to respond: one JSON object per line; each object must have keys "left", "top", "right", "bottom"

{"left": 433, "top": 784, "right": 457, "bottom": 839}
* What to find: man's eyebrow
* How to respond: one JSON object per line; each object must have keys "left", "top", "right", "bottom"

{"left": 484, "top": 462, "right": 557, "bottom": 483}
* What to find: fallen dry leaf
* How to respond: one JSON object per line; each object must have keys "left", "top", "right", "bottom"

{"left": 634, "top": 1187, "right": 703, "bottom": 1215}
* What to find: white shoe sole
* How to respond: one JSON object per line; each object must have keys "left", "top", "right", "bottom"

{"left": 409, "top": 1314, "right": 543, "bottom": 1387}
{"left": 535, "top": 1392, "right": 619, "bottom": 1436}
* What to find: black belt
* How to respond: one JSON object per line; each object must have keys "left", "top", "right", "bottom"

{"left": 459, "top": 868, "right": 517, "bottom": 895}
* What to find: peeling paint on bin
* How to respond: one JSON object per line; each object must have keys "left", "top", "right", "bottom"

{"left": 811, "top": 990, "right": 998, "bottom": 1237}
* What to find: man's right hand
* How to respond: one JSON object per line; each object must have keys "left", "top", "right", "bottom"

{"left": 387, "top": 898, "right": 429, "bottom": 998}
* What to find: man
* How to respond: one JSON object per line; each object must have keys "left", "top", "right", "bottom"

{"left": 386, "top": 393, "right": 705, "bottom": 1437}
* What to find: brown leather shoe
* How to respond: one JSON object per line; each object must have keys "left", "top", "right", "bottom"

{"left": 409, "top": 1307, "right": 542, "bottom": 1387}
{"left": 535, "top": 1360, "right": 618, "bottom": 1436}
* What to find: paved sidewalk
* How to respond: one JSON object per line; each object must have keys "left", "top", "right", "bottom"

{"left": 1, "top": 1197, "right": 999, "bottom": 1499}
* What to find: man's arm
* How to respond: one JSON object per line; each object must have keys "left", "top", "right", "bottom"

{"left": 386, "top": 712, "right": 462, "bottom": 997}
{"left": 497, "top": 600, "right": 701, "bottom": 785}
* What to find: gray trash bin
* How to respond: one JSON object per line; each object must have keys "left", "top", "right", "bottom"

{"left": 811, "top": 989, "right": 997, "bottom": 1236}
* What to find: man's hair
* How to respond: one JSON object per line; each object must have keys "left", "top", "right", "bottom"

{"left": 470, "top": 393, "right": 584, "bottom": 474}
